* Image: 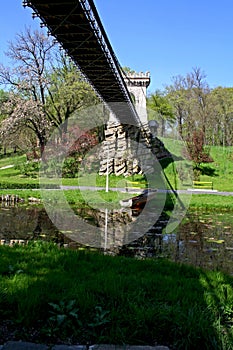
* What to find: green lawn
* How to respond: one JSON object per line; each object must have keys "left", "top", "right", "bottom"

{"left": 0, "top": 150, "right": 232, "bottom": 210}
{"left": 1, "top": 145, "right": 232, "bottom": 192}
{"left": 161, "top": 139, "right": 233, "bottom": 192}
{"left": 0, "top": 242, "right": 233, "bottom": 348}
{"left": 0, "top": 153, "right": 26, "bottom": 168}
{"left": 189, "top": 194, "right": 233, "bottom": 210}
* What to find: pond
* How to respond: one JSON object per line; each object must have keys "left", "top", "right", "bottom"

{"left": 0, "top": 202, "right": 233, "bottom": 275}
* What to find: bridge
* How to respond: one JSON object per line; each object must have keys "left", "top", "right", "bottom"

{"left": 22, "top": 0, "right": 142, "bottom": 126}
{"left": 21, "top": 0, "right": 177, "bottom": 244}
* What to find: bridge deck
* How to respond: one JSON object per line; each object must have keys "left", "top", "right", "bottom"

{"left": 24, "top": 0, "right": 141, "bottom": 125}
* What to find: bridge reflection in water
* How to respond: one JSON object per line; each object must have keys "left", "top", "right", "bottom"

{"left": 0, "top": 204, "right": 232, "bottom": 275}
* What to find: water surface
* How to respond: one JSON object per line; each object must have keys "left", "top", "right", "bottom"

{"left": 0, "top": 203, "right": 232, "bottom": 274}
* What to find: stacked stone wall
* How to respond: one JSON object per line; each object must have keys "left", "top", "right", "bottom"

{"left": 99, "top": 121, "right": 171, "bottom": 176}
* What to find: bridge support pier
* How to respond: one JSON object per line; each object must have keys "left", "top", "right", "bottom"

{"left": 99, "top": 121, "right": 170, "bottom": 176}
{"left": 99, "top": 72, "right": 170, "bottom": 176}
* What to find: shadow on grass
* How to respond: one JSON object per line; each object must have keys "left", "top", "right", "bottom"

{"left": 159, "top": 154, "right": 183, "bottom": 170}
{"left": 200, "top": 165, "right": 219, "bottom": 177}
{"left": 0, "top": 242, "right": 233, "bottom": 348}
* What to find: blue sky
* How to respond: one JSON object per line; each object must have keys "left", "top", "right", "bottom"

{"left": 1, "top": 0, "right": 233, "bottom": 93}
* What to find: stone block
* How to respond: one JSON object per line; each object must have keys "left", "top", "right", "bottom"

{"left": 52, "top": 345, "right": 92, "bottom": 350}
{"left": 94, "top": 346, "right": 169, "bottom": 350}
{"left": 2, "top": 341, "right": 48, "bottom": 350}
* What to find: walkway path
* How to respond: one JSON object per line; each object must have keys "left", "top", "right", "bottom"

{"left": 0, "top": 165, "right": 14, "bottom": 170}
{"left": 60, "top": 186, "right": 233, "bottom": 196}
{"left": 0, "top": 342, "right": 170, "bottom": 350}
{"left": 0, "top": 163, "right": 232, "bottom": 196}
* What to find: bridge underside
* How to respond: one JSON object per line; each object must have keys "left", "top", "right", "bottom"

{"left": 24, "top": 0, "right": 141, "bottom": 125}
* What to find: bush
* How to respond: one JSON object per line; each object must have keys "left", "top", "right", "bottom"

{"left": 17, "top": 161, "right": 40, "bottom": 178}
{"left": 62, "top": 156, "right": 80, "bottom": 178}
{"left": 0, "top": 182, "right": 58, "bottom": 189}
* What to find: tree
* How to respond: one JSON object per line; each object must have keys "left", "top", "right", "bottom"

{"left": 166, "top": 75, "right": 191, "bottom": 139}
{"left": 186, "top": 67, "right": 210, "bottom": 138}
{"left": 147, "top": 90, "right": 175, "bottom": 136}
{"left": 166, "top": 67, "right": 211, "bottom": 140}
{"left": 0, "top": 27, "right": 99, "bottom": 154}
{"left": 184, "top": 129, "right": 213, "bottom": 180}
{"left": 122, "top": 66, "right": 136, "bottom": 75}
{"left": 0, "top": 27, "right": 56, "bottom": 154}
{"left": 45, "top": 56, "right": 99, "bottom": 135}
{"left": 0, "top": 27, "right": 56, "bottom": 102}
{"left": 63, "top": 126, "right": 98, "bottom": 177}
{"left": 0, "top": 89, "right": 8, "bottom": 105}
{"left": 0, "top": 93, "right": 51, "bottom": 155}
{"left": 208, "top": 87, "right": 233, "bottom": 146}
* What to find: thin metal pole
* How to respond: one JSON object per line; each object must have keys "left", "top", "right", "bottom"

{"left": 104, "top": 207, "right": 108, "bottom": 251}
{"left": 106, "top": 144, "right": 109, "bottom": 192}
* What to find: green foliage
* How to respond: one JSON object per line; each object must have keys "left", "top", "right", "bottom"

{"left": 121, "top": 66, "right": 136, "bottom": 74}
{"left": 189, "top": 195, "right": 233, "bottom": 210}
{"left": 62, "top": 156, "right": 79, "bottom": 178}
{"left": 0, "top": 242, "right": 233, "bottom": 347}
{"left": 164, "top": 68, "right": 233, "bottom": 147}
{"left": 161, "top": 138, "right": 233, "bottom": 191}
{"left": 208, "top": 86, "right": 233, "bottom": 146}
{"left": 147, "top": 90, "right": 175, "bottom": 137}
{"left": 42, "top": 299, "right": 110, "bottom": 342}
{"left": 0, "top": 182, "right": 40, "bottom": 189}
{"left": 16, "top": 161, "right": 40, "bottom": 178}
{"left": 43, "top": 299, "right": 81, "bottom": 338}
{"left": 147, "top": 90, "right": 174, "bottom": 121}
{"left": 0, "top": 153, "right": 26, "bottom": 167}
{"left": 46, "top": 57, "right": 99, "bottom": 132}
{"left": 184, "top": 130, "right": 213, "bottom": 174}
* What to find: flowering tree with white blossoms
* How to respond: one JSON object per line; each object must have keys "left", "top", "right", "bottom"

{"left": 0, "top": 27, "right": 99, "bottom": 155}
{"left": 0, "top": 94, "right": 51, "bottom": 156}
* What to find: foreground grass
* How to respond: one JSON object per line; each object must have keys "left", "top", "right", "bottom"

{"left": 0, "top": 242, "right": 233, "bottom": 348}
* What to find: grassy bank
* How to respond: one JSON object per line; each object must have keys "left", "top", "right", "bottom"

{"left": 1, "top": 188, "right": 233, "bottom": 212}
{"left": 0, "top": 148, "right": 232, "bottom": 207}
{"left": 162, "top": 139, "right": 233, "bottom": 192}
{"left": 0, "top": 189, "right": 134, "bottom": 208}
{"left": 189, "top": 194, "right": 233, "bottom": 210}
{"left": 0, "top": 242, "right": 233, "bottom": 349}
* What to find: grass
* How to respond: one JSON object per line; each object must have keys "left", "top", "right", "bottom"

{"left": 0, "top": 165, "right": 40, "bottom": 188}
{"left": 0, "top": 144, "right": 232, "bottom": 194}
{"left": 0, "top": 189, "right": 42, "bottom": 202}
{"left": 200, "top": 146, "right": 233, "bottom": 191}
{"left": 0, "top": 157, "right": 147, "bottom": 190}
{"left": 0, "top": 159, "right": 232, "bottom": 215}
{"left": 161, "top": 138, "right": 233, "bottom": 192}
{"left": 189, "top": 194, "right": 233, "bottom": 210}
{"left": 63, "top": 173, "right": 147, "bottom": 189}
{"left": 0, "top": 188, "right": 136, "bottom": 208}
{"left": 42, "top": 189, "right": 134, "bottom": 208}
{"left": 0, "top": 242, "right": 233, "bottom": 348}
{"left": 0, "top": 153, "right": 26, "bottom": 168}
{"left": 0, "top": 151, "right": 233, "bottom": 348}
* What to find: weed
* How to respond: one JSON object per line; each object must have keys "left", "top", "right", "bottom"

{"left": 43, "top": 299, "right": 81, "bottom": 338}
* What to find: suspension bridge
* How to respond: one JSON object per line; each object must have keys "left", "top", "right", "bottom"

{"left": 22, "top": 0, "right": 142, "bottom": 126}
